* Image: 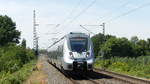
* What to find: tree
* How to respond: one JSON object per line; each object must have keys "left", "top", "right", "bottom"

{"left": 91, "top": 33, "right": 103, "bottom": 57}
{"left": 131, "top": 36, "right": 139, "bottom": 44}
{"left": 91, "top": 33, "right": 115, "bottom": 57}
{"left": 101, "top": 37, "right": 134, "bottom": 58}
{"left": 136, "top": 40, "right": 148, "bottom": 56}
{"left": 146, "top": 38, "right": 150, "bottom": 55}
{"left": 0, "top": 15, "right": 20, "bottom": 46}
{"left": 21, "top": 39, "right": 26, "bottom": 49}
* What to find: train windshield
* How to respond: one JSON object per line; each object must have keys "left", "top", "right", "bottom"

{"left": 70, "top": 37, "right": 88, "bottom": 52}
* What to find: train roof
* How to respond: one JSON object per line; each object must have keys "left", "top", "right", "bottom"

{"left": 66, "top": 32, "right": 89, "bottom": 38}
{"left": 47, "top": 32, "right": 89, "bottom": 49}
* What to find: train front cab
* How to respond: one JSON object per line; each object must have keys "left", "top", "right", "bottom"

{"left": 73, "top": 58, "right": 94, "bottom": 71}
{"left": 62, "top": 57, "right": 94, "bottom": 71}
{"left": 62, "top": 32, "right": 94, "bottom": 71}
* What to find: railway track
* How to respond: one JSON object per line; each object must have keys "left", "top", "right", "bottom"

{"left": 94, "top": 68, "right": 150, "bottom": 84}
{"left": 48, "top": 61, "right": 100, "bottom": 84}
{"left": 47, "top": 60, "right": 150, "bottom": 84}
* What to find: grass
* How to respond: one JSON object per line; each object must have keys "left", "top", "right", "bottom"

{"left": 94, "top": 56, "right": 150, "bottom": 79}
{"left": 24, "top": 61, "right": 48, "bottom": 84}
{"left": 0, "top": 60, "right": 36, "bottom": 84}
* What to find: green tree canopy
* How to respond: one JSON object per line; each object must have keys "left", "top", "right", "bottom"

{"left": 91, "top": 33, "right": 115, "bottom": 57}
{"left": 92, "top": 32, "right": 150, "bottom": 58}
{"left": 146, "top": 38, "right": 150, "bottom": 55}
{"left": 101, "top": 37, "right": 134, "bottom": 58}
{"left": 130, "top": 36, "right": 139, "bottom": 44}
{"left": 136, "top": 40, "right": 148, "bottom": 56}
{"left": 0, "top": 15, "right": 20, "bottom": 46}
{"left": 21, "top": 39, "right": 26, "bottom": 49}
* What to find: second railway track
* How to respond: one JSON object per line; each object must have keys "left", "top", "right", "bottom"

{"left": 94, "top": 68, "right": 150, "bottom": 84}
{"left": 47, "top": 59, "right": 150, "bottom": 84}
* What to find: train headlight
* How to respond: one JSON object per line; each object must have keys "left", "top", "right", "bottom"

{"left": 86, "top": 52, "right": 90, "bottom": 57}
{"left": 69, "top": 52, "right": 74, "bottom": 59}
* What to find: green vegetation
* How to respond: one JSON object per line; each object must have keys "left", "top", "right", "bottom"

{"left": 91, "top": 33, "right": 115, "bottom": 57}
{"left": 21, "top": 39, "right": 26, "bottom": 49}
{"left": 0, "top": 44, "right": 36, "bottom": 73}
{"left": 95, "top": 56, "right": 150, "bottom": 78}
{"left": 0, "top": 15, "right": 20, "bottom": 46}
{"left": 0, "top": 60, "right": 36, "bottom": 84}
{"left": 92, "top": 33, "right": 150, "bottom": 78}
{"left": 92, "top": 33, "right": 150, "bottom": 58}
{"left": 0, "top": 15, "right": 36, "bottom": 84}
{"left": 0, "top": 41, "right": 36, "bottom": 84}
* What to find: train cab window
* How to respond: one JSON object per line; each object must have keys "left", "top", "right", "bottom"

{"left": 70, "top": 37, "right": 88, "bottom": 53}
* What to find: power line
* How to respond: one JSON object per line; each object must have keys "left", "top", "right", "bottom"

{"left": 68, "top": 0, "right": 96, "bottom": 24}
{"left": 54, "top": 0, "right": 82, "bottom": 34}
{"left": 56, "top": 0, "right": 96, "bottom": 35}
{"left": 61, "top": 0, "right": 82, "bottom": 24}
{"left": 47, "top": 36, "right": 65, "bottom": 49}
{"left": 41, "top": 0, "right": 81, "bottom": 37}
{"left": 80, "top": 23, "right": 105, "bottom": 35}
{"left": 45, "top": 24, "right": 60, "bottom": 35}
{"left": 80, "top": 25, "right": 96, "bottom": 35}
{"left": 107, "top": 2, "right": 150, "bottom": 23}
{"left": 97, "top": 0, "right": 131, "bottom": 23}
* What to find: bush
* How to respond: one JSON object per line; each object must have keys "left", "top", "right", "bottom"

{"left": 0, "top": 60, "right": 36, "bottom": 84}
{"left": 0, "top": 15, "right": 36, "bottom": 84}
{"left": 95, "top": 56, "right": 150, "bottom": 78}
{"left": 0, "top": 44, "right": 35, "bottom": 73}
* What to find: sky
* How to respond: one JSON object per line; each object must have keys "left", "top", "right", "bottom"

{"left": 0, "top": 0, "right": 150, "bottom": 49}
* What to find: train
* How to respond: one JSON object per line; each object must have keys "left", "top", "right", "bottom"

{"left": 47, "top": 32, "right": 95, "bottom": 71}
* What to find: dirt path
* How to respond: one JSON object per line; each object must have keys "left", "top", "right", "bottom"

{"left": 25, "top": 54, "right": 73, "bottom": 84}
{"left": 24, "top": 55, "right": 48, "bottom": 84}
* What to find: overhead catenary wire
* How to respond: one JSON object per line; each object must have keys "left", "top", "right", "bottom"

{"left": 47, "top": 36, "right": 65, "bottom": 49}
{"left": 45, "top": 24, "right": 60, "bottom": 35}
{"left": 106, "top": 2, "right": 150, "bottom": 23}
{"left": 42, "top": 0, "right": 96, "bottom": 49}
{"left": 60, "top": 0, "right": 82, "bottom": 25}
{"left": 68, "top": 0, "right": 96, "bottom": 24}
{"left": 96, "top": 0, "right": 131, "bottom": 23}
{"left": 80, "top": 25, "right": 96, "bottom": 35}
{"left": 56, "top": 0, "right": 97, "bottom": 36}
{"left": 44, "top": 1, "right": 82, "bottom": 39}
{"left": 79, "top": 0, "right": 139, "bottom": 35}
